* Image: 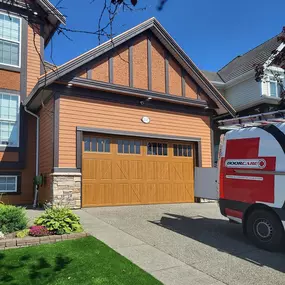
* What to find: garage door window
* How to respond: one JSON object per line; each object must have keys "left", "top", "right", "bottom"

{"left": 173, "top": 144, "right": 192, "bottom": 157}
{"left": 147, "top": 142, "right": 167, "bottom": 156}
{"left": 84, "top": 137, "right": 110, "bottom": 153}
{"left": 118, "top": 139, "right": 140, "bottom": 154}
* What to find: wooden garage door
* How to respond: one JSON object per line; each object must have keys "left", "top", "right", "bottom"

{"left": 82, "top": 134, "right": 195, "bottom": 207}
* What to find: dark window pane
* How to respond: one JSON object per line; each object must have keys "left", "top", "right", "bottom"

{"left": 183, "top": 146, "right": 188, "bottom": 157}
{"left": 173, "top": 144, "right": 177, "bottom": 156}
{"left": 135, "top": 141, "right": 140, "bottom": 154}
{"left": 187, "top": 145, "right": 192, "bottom": 157}
{"left": 163, "top": 144, "right": 168, "bottom": 156}
{"left": 84, "top": 137, "right": 90, "bottom": 151}
{"left": 158, "top": 143, "right": 162, "bottom": 155}
{"left": 153, "top": 143, "right": 157, "bottom": 155}
{"left": 118, "top": 140, "right": 123, "bottom": 153}
{"left": 105, "top": 139, "right": 110, "bottom": 152}
{"left": 98, "top": 139, "right": 104, "bottom": 152}
{"left": 178, "top": 145, "right": 183, "bottom": 156}
{"left": 123, "top": 140, "right": 129, "bottom": 153}
{"left": 91, "top": 138, "right": 97, "bottom": 152}
{"left": 147, "top": 143, "right": 152, "bottom": 155}
{"left": 130, "top": 140, "right": 135, "bottom": 153}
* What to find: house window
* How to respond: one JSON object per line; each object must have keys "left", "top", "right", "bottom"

{"left": 118, "top": 140, "right": 141, "bottom": 154}
{"left": 84, "top": 137, "right": 110, "bottom": 153}
{"left": 268, "top": 77, "right": 281, "bottom": 97}
{"left": 147, "top": 142, "right": 168, "bottom": 156}
{"left": 0, "top": 93, "right": 19, "bottom": 147}
{"left": 173, "top": 144, "right": 192, "bottom": 157}
{"left": 0, "top": 176, "right": 17, "bottom": 193}
{"left": 0, "top": 13, "right": 21, "bottom": 67}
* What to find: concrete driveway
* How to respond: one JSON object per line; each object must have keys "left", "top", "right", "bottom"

{"left": 73, "top": 203, "right": 285, "bottom": 285}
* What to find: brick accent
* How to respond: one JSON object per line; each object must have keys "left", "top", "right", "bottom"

{"left": 0, "top": 232, "right": 89, "bottom": 250}
{"left": 51, "top": 173, "right": 81, "bottom": 209}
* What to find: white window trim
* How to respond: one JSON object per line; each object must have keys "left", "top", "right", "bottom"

{"left": 0, "top": 93, "right": 20, "bottom": 148}
{"left": 0, "top": 12, "right": 22, "bottom": 68}
{"left": 0, "top": 175, "right": 17, "bottom": 193}
{"left": 268, "top": 77, "right": 279, "bottom": 98}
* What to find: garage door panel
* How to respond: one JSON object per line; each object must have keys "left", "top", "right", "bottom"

{"left": 82, "top": 135, "right": 195, "bottom": 207}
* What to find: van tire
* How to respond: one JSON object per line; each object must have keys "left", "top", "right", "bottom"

{"left": 245, "top": 209, "right": 284, "bottom": 251}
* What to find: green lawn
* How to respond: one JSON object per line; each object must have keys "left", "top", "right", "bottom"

{"left": 0, "top": 236, "right": 162, "bottom": 285}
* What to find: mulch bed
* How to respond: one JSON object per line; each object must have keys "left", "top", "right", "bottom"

{"left": 0, "top": 232, "right": 90, "bottom": 250}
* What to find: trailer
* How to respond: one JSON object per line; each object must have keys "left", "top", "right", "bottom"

{"left": 196, "top": 110, "right": 285, "bottom": 251}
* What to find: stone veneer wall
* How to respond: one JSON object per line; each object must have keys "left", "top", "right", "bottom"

{"left": 51, "top": 173, "right": 81, "bottom": 209}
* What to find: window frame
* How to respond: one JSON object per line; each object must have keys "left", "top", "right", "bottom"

{"left": 83, "top": 136, "right": 111, "bottom": 154}
{"left": 0, "top": 12, "right": 22, "bottom": 68}
{"left": 0, "top": 92, "right": 20, "bottom": 148}
{"left": 117, "top": 139, "right": 142, "bottom": 155}
{"left": 173, "top": 143, "right": 193, "bottom": 158}
{"left": 0, "top": 175, "right": 18, "bottom": 193}
{"left": 147, "top": 141, "right": 168, "bottom": 156}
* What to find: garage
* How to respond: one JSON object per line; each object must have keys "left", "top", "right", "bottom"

{"left": 82, "top": 133, "right": 195, "bottom": 207}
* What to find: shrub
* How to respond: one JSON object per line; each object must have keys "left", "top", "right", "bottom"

{"left": 0, "top": 204, "right": 28, "bottom": 234}
{"left": 34, "top": 206, "right": 83, "bottom": 235}
{"left": 29, "top": 225, "right": 50, "bottom": 237}
{"left": 16, "top": 229, "right": 30, "bottom": 238}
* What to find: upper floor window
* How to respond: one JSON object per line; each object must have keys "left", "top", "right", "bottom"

{"left": 0, "top": 93, "right": 19, "bottom": 147}
{"left": 0, "top": 13, "right": 21, "bottom": 67}
{"left": 268, "top": 76, "right": 282, "bottom": 97}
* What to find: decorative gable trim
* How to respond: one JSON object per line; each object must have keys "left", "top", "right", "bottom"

{"left": 24, "top": 17, "right": 235, "bottom": 116}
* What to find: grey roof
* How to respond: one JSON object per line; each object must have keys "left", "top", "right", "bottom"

{"left": 25, "top": 18, "right": 236, "bottom": 116}
{"left": 204, "top": 34, "right": 282, "bottom": 83}
{"left": 44, "top": 61, "right": 57, "bottom": 72}
{"left": 201, "top": 70, "right": 224, "bottom": 83}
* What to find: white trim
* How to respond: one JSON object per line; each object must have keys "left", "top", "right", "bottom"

{"left": 227, "top": 215, "right": 242, "bottom": 224}
{"left": 0, "top": 12, "right": 22, "bottom": 68}
{"left": 263, "top": 42, "right": 285, "bottom": 70}
{"left": 0, "top": 92, "right": 20, "bottom": 148}
{"left": 0, "top": 175, "right": 17, "bottom": 193}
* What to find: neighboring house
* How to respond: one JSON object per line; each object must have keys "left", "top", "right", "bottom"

{"left": 203, "top": 34, "right": 285, "bottom": 162}
{"left": 0, "top": 2, "right": 235, "bottom": 208}
{"left": 203, "top": 34, "right": 285, "bottom": 115}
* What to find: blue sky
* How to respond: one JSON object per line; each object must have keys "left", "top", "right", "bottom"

{"left": 46, "top": 0, "right": 285, "bottom": 71}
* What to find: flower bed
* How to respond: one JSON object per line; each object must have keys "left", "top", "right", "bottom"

{"left": 0, "top": 204, "right": 86, "bottom": 250}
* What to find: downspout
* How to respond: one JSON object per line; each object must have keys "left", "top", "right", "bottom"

{"left": 24, "top": 106, "right": 39, "bottom": 208}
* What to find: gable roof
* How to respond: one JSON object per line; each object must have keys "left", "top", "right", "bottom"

{"left": 25, "top": 17, "right": 235, "bottom": 116}
{"left": 203, "top": 34, "right": 282, "bottom": 83}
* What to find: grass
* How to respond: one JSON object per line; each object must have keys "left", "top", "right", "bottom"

{"left": 0, "top": 236, "right": 162, "bottom": 285}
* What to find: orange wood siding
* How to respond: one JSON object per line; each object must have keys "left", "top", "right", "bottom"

{"left": 185, "top": 75, "right": 198, "bottom": 99}
{"left": 133, "top": 36, "right": 148, "bottom": 89}
{"left": 38, "top": 99, "right": 54, "bottom": 203}
{"left": 27, "top": 24, "right": 41, "bottom": 95}
{"left": 113, "top": 47, "right": 129, "bottom": 86}
{"left": 78, "top": 70, "right": 88, "bottom": 78}
{"left": 59, "top": 96, "right": 212, "bottom": 168}
{"left": 0, "top": 70, "right": 20, "bottom": 90}
{"left": 1, "top": 115, "right": 36, "bottom": 205}
{"left": 0, "top": 152, "right": 18, "bottom": 162}
{"left": 91, "top": 59, "right": 109, "bottom": 82}
{"left": 151, "top": 38, "right": 165, "bottom": 93}
{"left": 169, "top": 57, "right": 182, "bottom": 96}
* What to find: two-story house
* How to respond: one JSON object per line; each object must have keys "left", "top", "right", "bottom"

{"left": 1, "top": 2, "right": 235, "bottom": 208}
{"left": 0, "top": 0, "right": 65, "bottom": 204}
{"left": 203, "top": 34, "right": 285, "bottom": 162}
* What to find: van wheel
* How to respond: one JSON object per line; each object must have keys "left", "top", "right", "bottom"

{"left": 245, "top": 209, "right": 284, "bottom": 251}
